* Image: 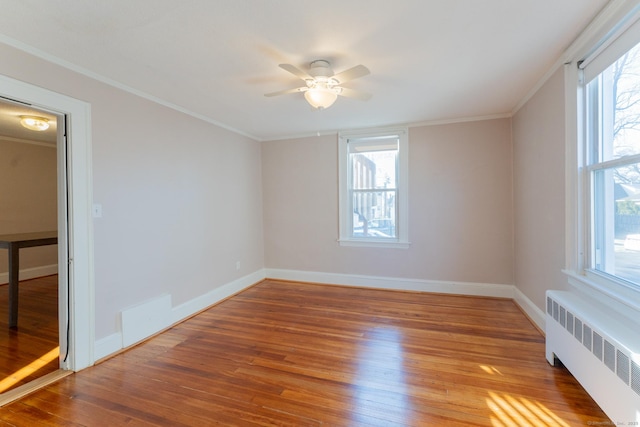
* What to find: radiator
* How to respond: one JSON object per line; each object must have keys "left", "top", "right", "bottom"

{"left": 546, "top": 290, "right": 640, "bottom": 423}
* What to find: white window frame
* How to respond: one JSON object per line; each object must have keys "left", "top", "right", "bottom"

{"left": 338, "top": 127, "right": 409, "bottom": 248}
{"left": 565, "top": 1, "right": 640, "bottom": 312}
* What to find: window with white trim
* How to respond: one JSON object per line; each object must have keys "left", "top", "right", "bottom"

{"left": 579, "top": 15, "right": 640, "bottom": 292}
{"left": 338, "top": 128, "right": 409, "bottom": 248}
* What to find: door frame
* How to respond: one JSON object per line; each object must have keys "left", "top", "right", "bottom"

{"left": 0, "top": 74, "right": 94, "bottom": 371}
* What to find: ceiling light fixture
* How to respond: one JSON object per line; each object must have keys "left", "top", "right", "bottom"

{"left": 303, "top": 82, "right": 339, "bottom": 110}
{"left": 20, "top": 116, "right": 50, "bottom": 131}
{"left": 265, "top": 60, "right": 371, "bottom": 110}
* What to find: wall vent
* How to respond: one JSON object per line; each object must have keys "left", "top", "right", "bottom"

{"left": 617, "top": 350, "right": 630, "bottom": 385}
{"left": 566, "top": 312, "right": 574, "bottom": 334}
{"left": 604, "top": 340, "right": 615, "bottom": 371}
{"left": 593, "top": 332, "right": 603, "bottom": 361}
{"left": 632, "top": 361, "right": 640, "bottom": 396}
{"left": 583, "top": 324, "right": 592, "bottom": 350}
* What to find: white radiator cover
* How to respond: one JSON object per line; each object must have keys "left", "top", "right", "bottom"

{"left": 546, "top": 290, "right": 640, "bottom": 423}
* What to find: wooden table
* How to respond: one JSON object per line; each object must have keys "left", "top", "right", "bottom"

{"left": 0, "top": 231, "right": 58, "bottom": 328}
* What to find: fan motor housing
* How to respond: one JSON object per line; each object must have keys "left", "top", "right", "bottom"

{"left": 308, "top": 60, "right": 334, "bottom": 78}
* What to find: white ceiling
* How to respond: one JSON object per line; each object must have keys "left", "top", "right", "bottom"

{"left": 0, "top": 0, "right": 609, "bottom": 141}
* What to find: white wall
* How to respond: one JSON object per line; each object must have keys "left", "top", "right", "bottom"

{"left": 512, "top": 67, "right": 569, "bottom": 311}
{"left": 263, "top": 119, "right": 514, "bottom": 286}
{"left": 0, "top": 42, "right": 264, "bottom": 341}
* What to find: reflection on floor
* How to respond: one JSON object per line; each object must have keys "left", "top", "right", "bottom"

{"left": 0, "top": 275, "right": 58, "bottom": 394}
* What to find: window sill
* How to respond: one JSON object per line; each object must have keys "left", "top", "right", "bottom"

{"left": 338, "top": 239, "right": 411, "bottom": 249}
{"left": 563, "top": 269, "right": 640, "bottom": 315}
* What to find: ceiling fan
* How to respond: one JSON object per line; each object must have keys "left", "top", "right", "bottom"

{"left": 265, "top": 60, "right": 371, "bottom": 110}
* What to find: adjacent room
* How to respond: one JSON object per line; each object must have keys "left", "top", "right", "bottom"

{"left": 0, "top": 0, "right": 639, "bottom": 425}
{"left": 0, "top": 100, "right": 60, "bottom": 393}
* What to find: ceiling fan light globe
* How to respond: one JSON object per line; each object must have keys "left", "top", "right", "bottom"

{"left": 304, "top": 88, "right": 338, "bottom": 109}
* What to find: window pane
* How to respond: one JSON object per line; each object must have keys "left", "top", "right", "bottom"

{"left": 593, "top": 163, "right": 640, "bottom": 286}
{"left": 596, "top": 42, "right": 640, "bottom": 161}
{"left": 352, "top": 190, "right": 396, "bottom": 238}
{"left": 350, "top": 150, "right": 397, "bottom": 190}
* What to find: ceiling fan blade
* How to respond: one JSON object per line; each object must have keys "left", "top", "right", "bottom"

{"left": 332, "top": 65, "right": 370, "bottom": 84}
{"left": 279, "top": 63, "right": 312, "bottom": 80}
{"left": 337, "top": 87, "right": 372, "bottom": 101}
{"left": 264, "top": 87, "right": 307, "bottom": 97}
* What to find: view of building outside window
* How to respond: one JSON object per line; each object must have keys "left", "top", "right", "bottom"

{"left": 350, "top": 149, "right": 397, "bottom": 238}
{"left": 590, "top": 42, "right": 640, "bottom": 287}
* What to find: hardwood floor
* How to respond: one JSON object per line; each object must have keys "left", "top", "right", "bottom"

{"left": 0, "top": 279, "right": 609, "bottom": 426}
{"left": 0, "top": 275, "right": 59, "bottom": 394}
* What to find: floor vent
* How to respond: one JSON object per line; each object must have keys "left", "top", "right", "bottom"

{"left": 546, "top": 291, "right": 640, "bottom": 422}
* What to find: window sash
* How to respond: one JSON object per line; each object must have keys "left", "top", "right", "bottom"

{"left": 584, "top": 53, "right": 640, "bottom": 291}
{"left": 587, "top": 153, "right": 640, "bottom": 172}
{"left": 349, "top": 189, "right": 398, "bottom": 239}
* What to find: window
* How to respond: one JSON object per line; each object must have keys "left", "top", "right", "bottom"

{"left": 338, "top": 128, "right": 409, "bottom": 248}
{"left": 579, "top": 15, "right": 640, "bottom": 293}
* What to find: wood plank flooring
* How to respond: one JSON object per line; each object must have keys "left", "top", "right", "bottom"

{"left": 0, "top": 279, "right": 609, "bottom": 426}
{"left": 0, "top": 275, "right": 59, "bottom": 394}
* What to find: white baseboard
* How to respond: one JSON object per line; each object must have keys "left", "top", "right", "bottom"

{"left": 0, "top": 264, "right": 58, "bottom": 285}
{"left": 170, "top": 269, "right": 266, "bottom": 324}
{"left": 92, "top": 268, "right": 547, "bottom": 364}
{"left": 94, "top": 332, "right": 122, "bottom": 362}
{"left": 93, "top": 269, "right": 267, "bottom": 363}
{"left": 514, "top": 286, "right": 545, "bottom": 332}
{"left": 121, "top": 294, "right": 172, "bottom": 348}
{"left": 265, "top": 268, "right": 546, "bottom": 332}
{"left": 265, "top": 268, "right": 515, "bottom": 298}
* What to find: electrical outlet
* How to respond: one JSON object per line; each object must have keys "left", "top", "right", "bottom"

{"left": 236, "top": 261, "right": 241, "bottom": 271}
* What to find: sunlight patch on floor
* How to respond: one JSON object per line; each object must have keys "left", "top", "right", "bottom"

{"left": 487, "top": 391, "right": 570, "bottom": 427}
{"left": 480, "top": 365, "right": 504, "bottom": 375}
{"left": 351, "top": 327, "right": 411, "bottom": 425}
{"left": 0, "top": 346, "right": 59, "bottom": 393}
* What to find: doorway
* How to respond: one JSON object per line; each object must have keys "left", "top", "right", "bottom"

{"left": 0, "top": 74, "right": 95, "bottom": 399}
{"left": 0, "top": 98, "right": 61, "bottom": 394}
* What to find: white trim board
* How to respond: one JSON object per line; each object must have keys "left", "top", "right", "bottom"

{"left": 94, "top": 268, "right": 546, "bottom": 362}
{"left": 514, "top": 287, "right": 546, "bottom": 332}
{"left": 121, "top": 294, "right": 172, "bottom": 348}
{"left": 265, "top": 269, "right": 545, "bottom": 332}
{"left": 265, "top": 268, "right": 514, "bottom": 297}
{"left": 171, "top": 269, "right": 266, "bottom": 324}
{"left": 93, "top": 269, "right": 267, "bottom": 361}
{"left": 0, "top": 264, "right": 58, "bottom": 285}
